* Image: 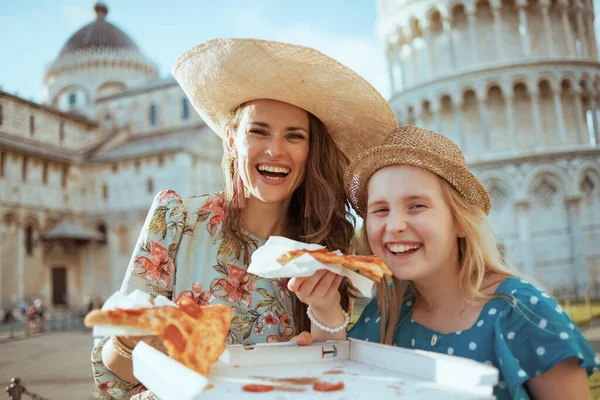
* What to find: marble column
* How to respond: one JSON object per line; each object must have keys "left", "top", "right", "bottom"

{"left": 553, "top": 90, "right": 567, "bottom": 142}
{"left": 574, "top": 89, "right": 587, "bottom": 144}
{"left": 478, "top": 99, "right": 491, "bottom": 150}
{"left": 540, "top": 0, "right": 555, "bottom": 56}
{"left": 17, "top": 217, "right": 25, "bottom": 302}
{"left": 424, "top": 26, "right": 437, "bottom": 77}
{"left": 467, "top": 7, "right": 478, "bottom": 64}
{"left": 565, "top": 196, "right": 587, "bottom": 296}
{"left": 505, "top": 95, "right": 518, "bottom": 149}
{"left": 517, "top": 0, "right": 531, "bottom": 56}
{"left": 590, "top": 96, "right": 600, "bottom": 144}
{"left": 576, "top": 5, "right": 587, "bottom": 57}
{"left": 443, "top": 18, "right": 457, "bottom": 70}
{"left": 454, "top": 104, "right": 467, "bottom": 152}
{"left": 532, "top": 91, "right": 544, "bottom": 147}
{"left": 515, "top": 200, "right": 535, "bottom": 279}
{"left": 492, "top": 4, "right": 505, "bottom": 60}
{"left": 560, "top": 0, "right": 576, "bottom": 56}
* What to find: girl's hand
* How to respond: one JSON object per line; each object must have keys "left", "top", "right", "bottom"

{"left": 288, "top": 331, "right": 313, "bottom": 346}
{"left": 287, "top": 270, "right": 343, "bottom": 311}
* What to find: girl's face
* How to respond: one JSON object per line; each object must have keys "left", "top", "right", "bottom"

{"left": 228, "top": 99, "right": 310, "bottom": 205}
{"left": 365, "top": 165, "right": 463, "bottom": 283}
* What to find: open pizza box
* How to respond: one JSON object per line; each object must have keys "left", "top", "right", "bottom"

{"left": 132, "top": 339, "right": 499, "bottom": 399}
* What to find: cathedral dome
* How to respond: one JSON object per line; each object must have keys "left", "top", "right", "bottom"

{"left": 58, "top": 3, "right": 140, "bottom": 57}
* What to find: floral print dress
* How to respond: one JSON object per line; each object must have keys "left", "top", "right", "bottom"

{"left": 91, "top": 190, "right": 295, "bottom": 399}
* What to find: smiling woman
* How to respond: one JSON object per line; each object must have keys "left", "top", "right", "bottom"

{"left": 90, "top": 38, "right": 397, "bottom": 400}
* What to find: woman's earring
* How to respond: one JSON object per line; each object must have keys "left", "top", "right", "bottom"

{"left": 233, "top": 163, "right": 246, "bottom": 209}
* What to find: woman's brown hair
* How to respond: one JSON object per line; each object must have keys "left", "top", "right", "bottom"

{"left": 222, "top": 103, "right": 356, "bottom": 333}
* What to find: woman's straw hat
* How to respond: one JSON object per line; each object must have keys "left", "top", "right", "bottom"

{"left": 172, "top": 38, "right": 398, "bottom": 159}
{"left": 345, "top": 126, "right": 491, "bottom": 217}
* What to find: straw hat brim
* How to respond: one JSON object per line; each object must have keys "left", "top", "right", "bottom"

{"left": 172, "top": 38, "right": 398, "bottom": 159}
{"left": 345, "top": 145, "right": 492, "bottom": 217}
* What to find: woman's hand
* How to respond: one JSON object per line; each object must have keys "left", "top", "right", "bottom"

{"left": 119, "top": 335, "right": 166, "bottom": 354}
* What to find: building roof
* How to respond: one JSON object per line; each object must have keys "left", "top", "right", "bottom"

{"left": 58, "top": 3, "right": 140, "bottom": 57}
{"left": 43, "top": 220, "right": 104, "bottom": 241}
{"left": 95, "top": 78, "right": 179, "bottom": 103}
{"left": 0, "top": 134, "right": 78, "bottom": 163}
{"left": 0, "top": 90, "right": 97, "bottom": 126}
{"left": 88, "top": 125, "right": 217, "bottom": 162}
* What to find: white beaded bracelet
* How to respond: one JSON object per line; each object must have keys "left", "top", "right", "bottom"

{"left": 307, "top": 305, "right": 350, "bottom": 333}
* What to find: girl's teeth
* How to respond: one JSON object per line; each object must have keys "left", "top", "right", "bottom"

{"left": 388, "top": 244, "right": 421, "bottom": 253}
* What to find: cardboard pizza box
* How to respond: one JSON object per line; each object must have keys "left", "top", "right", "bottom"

{"left": 132, "top": 339, "right": 498, "bottom": 399}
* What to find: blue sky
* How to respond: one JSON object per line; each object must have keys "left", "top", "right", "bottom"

{"left": 0, "top": 0, "right": 390, "bottom": 103}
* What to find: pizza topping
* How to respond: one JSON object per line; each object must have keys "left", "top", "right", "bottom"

{"left": 323, "top": 369, "right": 345, "bottom": 375}
{"left": 242, "top": 384, "right": 275, "bottom": 393}
{"left": 313, "top": 381, "right": 345, "bottom": 392}
{"left": 165, "top": 324, "right": 186, "bottom": 353}
{"left": 251, "top": 376, "right": 319, "bottom": 385}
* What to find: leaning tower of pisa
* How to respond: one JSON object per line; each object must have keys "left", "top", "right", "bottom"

{"left": 377, "top": 0, "right": 600, "bottom": 295}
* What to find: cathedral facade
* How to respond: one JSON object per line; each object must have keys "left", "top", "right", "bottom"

{"left": 0, "top": 3, "right": 222, "bottom": 310}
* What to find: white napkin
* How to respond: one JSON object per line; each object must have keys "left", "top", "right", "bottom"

{"left": 248, "top": 236, "right": 374, "bottom": 297}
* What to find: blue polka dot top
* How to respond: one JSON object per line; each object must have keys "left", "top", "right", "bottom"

{"left": 348, "top": 277, "right": 598, "bottom": 400}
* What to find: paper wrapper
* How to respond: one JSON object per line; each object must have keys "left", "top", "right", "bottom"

{"left": 248, "top": 236, "right": 374, "bottom": 297}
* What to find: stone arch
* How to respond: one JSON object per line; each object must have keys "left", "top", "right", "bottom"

{"left": 574, "top": 162, "right": 600, "bottom": 200}
{"left": 96, "top": 220, "right": 108, "bottom": 245}
{"left": 536, "top": 75, "right": 557, "bottom": 93}
{"left": 410, "top": 17, "right": 423, "bottom": 38}
{"left": 481, "top": 171, "right": 515, "bottom": 210}
{"left": 524, "top": 165, "right": 570, "bottom": 200}
{"left": 427, "top": 8, "right": 446, "bottom": 33}
{"left": 559, "top": 76, "right": 576, "bottom": 92}
{"left": 2, "top": 211, "right": 18, "bottom": 228}
{"left": 484, "top": 79, "right": 505, "bottom": 95}
{"left": 96, "top": 81, "right": 127, "bottom": 97}
{"left": 23, "top": 215, "right": 40, "bottom": 257}
{"left": 51, "top": 84, "right": 91, "bottom": 109}
{"left": 511, "top": 77, "right": 531, "bottom": 96}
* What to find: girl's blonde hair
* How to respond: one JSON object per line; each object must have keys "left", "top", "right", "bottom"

{"left": 359, "top": 175, "right": 519, "bottom": 344}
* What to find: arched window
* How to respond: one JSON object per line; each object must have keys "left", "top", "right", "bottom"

{"left": 25, "top": 225, "right": 35, "bottom": 256}
{"left": 147, "top": 178, "right": 154, "bottom": 194}
{"left": 97, "top": 224, "right": 107, "bottom": 244}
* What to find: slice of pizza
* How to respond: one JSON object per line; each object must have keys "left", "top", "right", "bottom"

{"left": 84, "top": 296, "right": 233, "bottom": 377}
{"left": 277, "top": 249, "right": 392, "bottom": 283}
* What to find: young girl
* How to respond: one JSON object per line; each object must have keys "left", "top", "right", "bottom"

{"left": 290, "top": 126, "right": 597, "bottom": 400}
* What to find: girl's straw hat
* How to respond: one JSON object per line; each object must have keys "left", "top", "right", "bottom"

{"left": 345, "top": 126, "right": 491, "bottom": 217}
{"left": 172, "top": 38, "right": 398, "bottom": 159}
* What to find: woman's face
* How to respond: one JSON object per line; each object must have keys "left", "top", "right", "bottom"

{"left": 365, "top": 165, "right": 462, "bottom": 284}
{"left": 229, "top": 99, "right": 310, "bottom": 205}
